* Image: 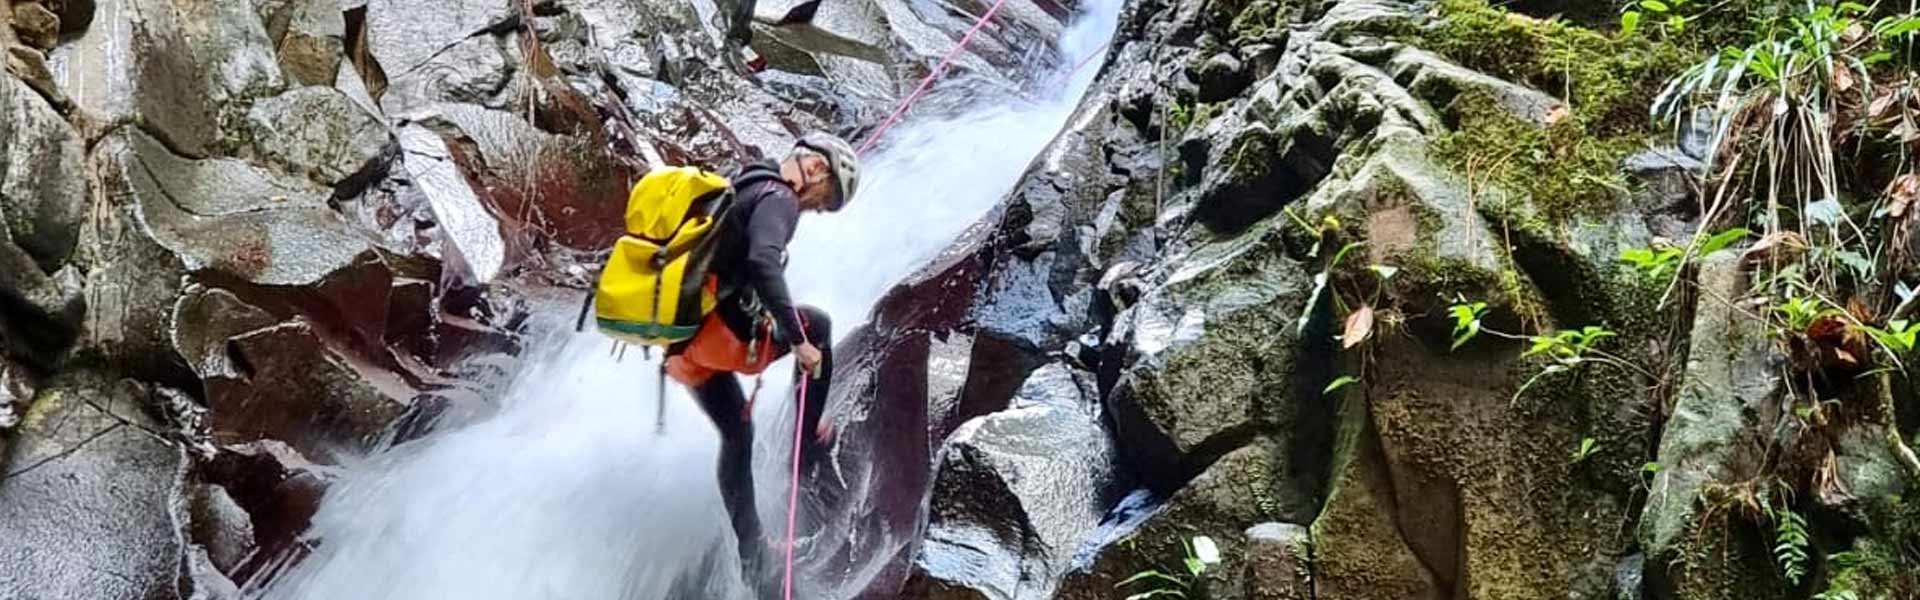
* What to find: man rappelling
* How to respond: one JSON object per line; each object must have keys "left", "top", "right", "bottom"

{"left": 668, "top": 132, "right": 855, "bottom": 591}
{"left": 586, "top": 131, "right": 859, "bottom": 595}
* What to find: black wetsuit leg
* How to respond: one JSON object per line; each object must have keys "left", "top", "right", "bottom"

{"left": 691, "top": 374, "right": 762, "bottom": 567}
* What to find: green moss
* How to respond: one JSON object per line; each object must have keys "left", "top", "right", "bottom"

{"left": 1430, "top": 88, "right": 1646, "bottom": 221}
{"left": 1396, "top": 249, "right": 1546, "bottom": 325}
{"left": 1226, "top": 126, "right": 1279, "bottom": 185}
{"left": 1834, "top": 487, "right": 1920, "bottom": 597}
{"left": 18, "top": 389, "right": 63, "bottom": 432}
{"left": 1409, "top": 0, "right": 1707, "bottom": 222}
{"left": 1228, "top": 0, "right": 1291, "bottom": 42}
{"left": 1420, "top": 0, "right": 1695, "bottom": 135}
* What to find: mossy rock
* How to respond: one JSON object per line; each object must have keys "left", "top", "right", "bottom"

{"left": 1108, "top": 217, "right": 1323, "bottom": 490}
{"left": 1057, "top": 438, "right": 1302, "bottom": 600}
{"left": 1293, "top": 120, "right": 1635, "bottom": 600}
{"left": 1309, "top": 387, "right": 1445, "bottom": 600}
{"left": 1637, "top": 252, "right": 1791, "bottom": 596}
{"left": 1297, "top": 125, "right": 1550, "bottom": 335}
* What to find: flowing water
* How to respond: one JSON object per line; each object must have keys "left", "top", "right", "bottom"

{"left": 251, "top": 2, "right": 1121, "bottom": 598}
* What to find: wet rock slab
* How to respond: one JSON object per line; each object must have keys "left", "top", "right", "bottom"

{"left": 0, "top": 372, "right": 190, "bottom": 600}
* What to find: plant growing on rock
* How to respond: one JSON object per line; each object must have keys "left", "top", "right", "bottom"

{"left": 1447, "top": 298, "right": 1489, "bottom": 350}
{"left": 1572, "top": 437, "right": 1602, "bottom": 463}
{"left": 1622, "top": 0, "right": 1708, "bottom": 39}
{"left": 1766, "top": 501, "right": 1814, "bottom": 585}
{"left": 1117, "top": 535, "right": 1223, "bottom": 599}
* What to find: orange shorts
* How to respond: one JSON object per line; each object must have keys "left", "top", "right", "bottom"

{"left": 664, "top": 312, "right": 778, "bottom": 386}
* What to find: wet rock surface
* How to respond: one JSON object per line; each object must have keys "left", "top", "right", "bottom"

{"left": 3, "top": 0, "right": 1095, "bottom": 594}
{"left": 0, "top": 372, "right": 189, "bottom": 600}
{"left": 906, "top": 364, "right": 1122, "bottom": 599}
{"left": 5, "top": 0, "right": 1918, "bottom": 598}
{"left": 1, "top": 65, "right": 85, "bottom": 271}
{"left": 246, "top": 86, "right": 391, "bottom": 187}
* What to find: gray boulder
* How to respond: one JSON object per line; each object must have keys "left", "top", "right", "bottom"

{"left": 86, "top": 127, "right": 421, "bottom": 387}
{"left": 1057, "top": 440, "right": 1302, "bottom": 599}
{"left": 188, "top": 546, "right": 243, "bottom": 600}
{"left": 186, "top": 0, "right": 288, "bottom": 103}
{"left": 367, "top": 0, "right": 520, "bottom": 114}
{"left": 1387, "top": 47, "right": 1566, "bottom": 126}
{"left": 0, "top": 357, "right": 31, "bottom": 464}
{"left": 365, "top": 0, "right": 513, "bottom": 78}
{"left": 1106, "top": 218, "right": 1318, "bottom": 492}
{"left": 1235, "top": 523, "right": 1314, "bottom": 600}
{"left": 52, "top": 0, "right": 283, "bottom": 157}
{"left": 907, "top": 364, "right": 1122, "bottom": 600}
{"left": 0, "top": 240, "right": 85, "bottom": 357}
{"left": 1638, "top": 252, "right": 1786, "bottom": 595}
{"left": 264, "top": 0, "right": 346, "bottom": 86}
{"left": 189, "top": 484, "right": 257, "bottom": 574}
{"left": 207, "top": 321, "right": 414, "bottom": 461}
{"left": 0, "top": 372, "right": 190, "bottom": 600}
{"left": 0, "top": 68, "right": 85, "bottom": 272}
{"left": 247, "top": 86, "right": 391, "bottom": 186}
{"left": 378, "top": 34, "right": 522, "bottom": 114}
{"left": 396, "top": 124, "right": 506, "bottom": 284}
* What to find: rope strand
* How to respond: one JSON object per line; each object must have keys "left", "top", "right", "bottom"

{"left": 783, "top": 309, "right": 815, "bottom": 600}
{"left": 855, "top": 0, "right": 1013, "bottom": 155}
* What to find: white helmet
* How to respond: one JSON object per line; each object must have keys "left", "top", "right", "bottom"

{"left": 796, "top": 131, "right": 859, "bottom": 211}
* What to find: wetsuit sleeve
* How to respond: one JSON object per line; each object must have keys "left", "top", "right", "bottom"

{"left": 745, "top": 187, "right": 806, "bottom": 344}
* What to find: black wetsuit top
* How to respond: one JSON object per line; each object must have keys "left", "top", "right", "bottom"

{"left": 710, "top": 160, "right": 805, "bottom": 345}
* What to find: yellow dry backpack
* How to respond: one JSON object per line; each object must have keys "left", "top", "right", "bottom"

{"left": 586, "top": 166, "right": 737, "bottom": 346}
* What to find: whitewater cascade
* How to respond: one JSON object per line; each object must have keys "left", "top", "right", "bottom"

{"left": 250, "top": 2, "right": 1122, "bottom": 597}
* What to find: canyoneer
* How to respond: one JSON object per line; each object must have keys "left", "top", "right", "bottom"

{"left": 585, "top": 131, "right": 859, "bottom": 592}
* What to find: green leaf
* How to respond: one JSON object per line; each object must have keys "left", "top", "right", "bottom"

{"left": 1572, "top": 437, "right": 1599, "bottom": 462}
{"left": 1666, "top": 14, "right": 1685, "bottom": 32}
{"left": 1806, "top": 198, "right": 1845, "bottom": 226}
{"left": 1369, "top": 264, "right": 1400, "bottom": 281}
{"left": 1880, "top": 16, "right": 1920, "bottom": 37}
{"left": 1696, "top": 227, "right": 1751, "bottom": 256}
{"left": 1639, "top": 0, "right": 1669, "bottom": 12}
{"left": 1641, "top": 462, "right": 1662, "bottom": 475}
{"left": 1118, "top": 571, "right": 1187, "bottom": 588}
{"left": 1833, "top": 250, "right": 1874, "bottom": 278}
{"left": 1324, "top": 376, "right": 1360, "bottom": 395}
{"left": 1523, "top": 336, "right": 1558, "bottom": 358}
{"left": 1329, "top": 242, "right": 1363, "bottom": 270}
{"left": 1452, "top": 321, "right": 1480, "bottom": 351}
{"left": 1621, "top": 11, "right": 1642, "bottom": 35}
{"left": 1447, "top": 300, "right": 1488, "bottom": 351}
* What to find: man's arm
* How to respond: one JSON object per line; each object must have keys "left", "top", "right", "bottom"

{"left": 744, "top": 188, "right": 806, "bottom": 343}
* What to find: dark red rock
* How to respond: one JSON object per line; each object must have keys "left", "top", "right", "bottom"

{"left": 201, "top": 440, "right": 336, "bottom": 584}
{"left": 205, "top": 321, "right": 412, "bottom": 461}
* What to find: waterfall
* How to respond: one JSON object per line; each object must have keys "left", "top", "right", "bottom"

{"left": 251, "top": 1, "right": 1122, "bottom": 597}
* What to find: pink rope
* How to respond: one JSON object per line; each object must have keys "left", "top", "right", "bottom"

{"left": 782, "top": 309, "right": 814, "bottom": 600}
{"left": 855, "top": 0, "right": 1014, "bottom": 155}
{"left": 1044, "top": 40, "right": 1109, "bottom": 90}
